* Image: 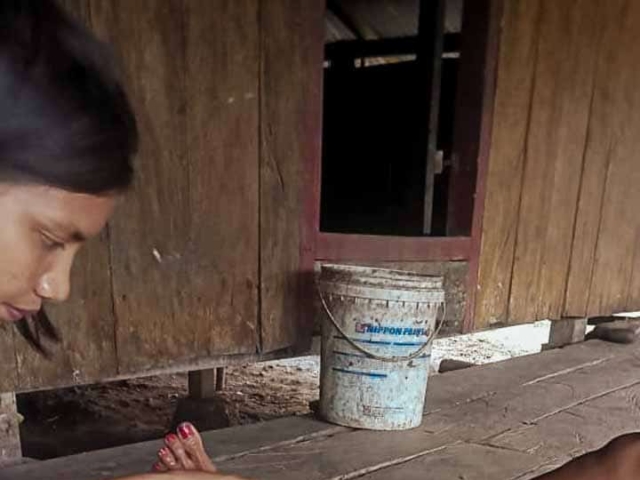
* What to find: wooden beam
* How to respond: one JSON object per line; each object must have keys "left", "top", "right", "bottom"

{"left": 543, "top": 318, "right": 587, "bottom": 350}
{"left": 448, "top": 0, "right": 495, "bottom": 236}
{"left": 187, "top": 367, "right": 227, "bottom": 397}
{"left": 215, "top": 367, "right": 226, "bottom": 391}
{"left": 0, "top": 393, "right": 21, "bottom": 466}
{"left": 463, "top": 0, "right": 505, "bottom": 333}
{"left": 316, "top": 233, "right": 471, "bottom": 262}
{"left": 418, "top": 0, "right": 446, "bottom": 234}
{"left": 188, "top": 369, "right": 217, "bottom": 400}
{"left": 325, "top": 35, "right": 461, "bottom": 62}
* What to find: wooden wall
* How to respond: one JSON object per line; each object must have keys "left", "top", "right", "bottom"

{"left": 475, "top": 0, "right": 640, "bottom": 328}
{"left": 0, "top": 0, "right": 323, "bottom": 393}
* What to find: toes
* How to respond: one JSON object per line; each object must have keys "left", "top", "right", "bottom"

{"left": 165, "top": 433, "right": 195, "bottom": 470}
{"left": 158, "top": 446, "right": 180, "bottom": 471}
{"left": 152, "top": 461, "right": 168, "bottom": 472}
{"left": 177, "top": 422, "right": 217, "bottom": 472}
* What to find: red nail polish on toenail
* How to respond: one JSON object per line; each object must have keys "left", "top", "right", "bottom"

{"left": 165, "top": 433, "right": 178, "bottom": 443}
{"left": 178, "top": 423, "right": 194, "bottom": 440}
{"left": 159, "top": 447, "right": 169, "bottom": 456}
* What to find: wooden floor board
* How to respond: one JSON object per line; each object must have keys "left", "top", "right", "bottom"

{"left": 5, "top": 340, "right": 640, "bottom": 480}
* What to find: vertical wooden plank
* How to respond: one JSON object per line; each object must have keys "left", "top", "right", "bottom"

{"left": 188, "top": 369, "right": 216, "bottom": 399}
{"left": 448, "top": 0, "right": 492, "bottom": 237}
{"left": 508, "top": 0, "right": 571, "bottom": 322}
{"left": 563, "top": 0, "right": 629, "bottom": 316}
{"left": 92, "top": 0, "right": 260, "bottom": 374}
{"left": 260, "top": 0, "right": 325, "bottom": 351}
{"left": 474, "top": 0, "right": 541, "bottom": 329}
{"left": 461, "top": 0, "right": 503, "bottom": 333}
{"left": 538, "top": 0, "right": 603, "bottom": 318}
{"left": 89, "top": 0, "right": 192, "bottom": 373}
{"left": 627, "top": 232, "right": 640, "bottom": 312}
{"left": 508, "top": 0, "right": 601, "bottom": 323}
{"left": 417, "top": 0, "right": 445, "bottom": 234}
{"left": 11, "top": 0, "right": 118, "bottom": 391}
{"left": 184, "top": 0, "right": 260, "bottom": 357}
{"left": 0, "top": 393, "right": 21, "bottom": 465}
{"left": 0, "top": 324, "right": 16, "bottom": 392}
{"left": 587, "top": 1, "right": 640, "bottom": 315}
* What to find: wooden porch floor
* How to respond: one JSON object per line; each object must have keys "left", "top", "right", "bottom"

{"left": 4, "top": 339, "right": 640, "bottom": 480}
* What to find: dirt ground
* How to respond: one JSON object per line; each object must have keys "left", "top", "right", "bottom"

{"left": 18, "top": 321, "right": 552, "bottom": 460}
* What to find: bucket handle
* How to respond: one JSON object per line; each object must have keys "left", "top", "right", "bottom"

{"left": 317, "top": 284, "right": 446, "bottom": 363}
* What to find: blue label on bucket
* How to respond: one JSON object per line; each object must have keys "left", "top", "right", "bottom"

{"left": 355, "top": 322, "right": 428, "bottom": 337}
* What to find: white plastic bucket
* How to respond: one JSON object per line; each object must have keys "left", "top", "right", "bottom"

{"left": 318, "top": 264, "right": 444, "bottom": 430}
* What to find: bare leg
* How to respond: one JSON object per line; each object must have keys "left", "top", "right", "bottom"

{"left": 535, "top": 434, "right": 640, "bottom": 480}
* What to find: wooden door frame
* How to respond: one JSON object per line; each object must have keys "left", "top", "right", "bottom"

{"left": 305, "top": 0, "right": 504, "bottom": 333}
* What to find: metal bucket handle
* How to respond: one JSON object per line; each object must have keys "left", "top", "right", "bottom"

{"left": 317, "top": 284, "right": 446, "bottom": 363}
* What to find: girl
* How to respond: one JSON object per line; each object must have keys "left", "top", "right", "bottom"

{"left": 0, "top": 1, "right": 242, "bottom": 478}
{"left": 2, "top": 1, "right": 637, "bottom": 479}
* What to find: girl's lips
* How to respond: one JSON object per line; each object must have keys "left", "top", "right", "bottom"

{"left": 3, "top": 304, "right": 37, "bottom": 322}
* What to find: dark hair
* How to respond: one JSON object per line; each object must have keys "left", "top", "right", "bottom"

{"left": 0, "top": 0, "right": 138, "bottom": 355}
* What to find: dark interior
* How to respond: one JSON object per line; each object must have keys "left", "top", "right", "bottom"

{"left": 320, "top": 0, "right": 469, "bottom": 237}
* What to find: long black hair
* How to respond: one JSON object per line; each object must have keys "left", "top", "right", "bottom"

{"left": 0, "top": 0, "right": 138, "bottom": 355}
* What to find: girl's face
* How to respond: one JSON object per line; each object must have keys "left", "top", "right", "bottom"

{"left": 0, "top": 184, "right": 116, "bottom": 323}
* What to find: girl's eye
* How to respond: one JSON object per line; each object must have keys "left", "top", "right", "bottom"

{"left": 40, "top": 232, "right": 65, "bottom": 251}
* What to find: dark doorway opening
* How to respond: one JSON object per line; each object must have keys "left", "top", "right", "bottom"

{"left": 320, "top": 0, "right": 477, "bottom": 238}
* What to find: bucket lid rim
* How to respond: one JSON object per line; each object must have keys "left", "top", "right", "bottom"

{"left": 320, "top": 263, "right": 443, "bottom": 280}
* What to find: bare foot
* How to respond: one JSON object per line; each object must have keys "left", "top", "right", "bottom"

{"left": 154, "top": 422, "right": 217, "bottom": 473}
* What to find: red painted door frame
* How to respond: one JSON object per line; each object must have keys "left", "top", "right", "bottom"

{"left": 303, "top": 0, "right": 504, "bottom": 333}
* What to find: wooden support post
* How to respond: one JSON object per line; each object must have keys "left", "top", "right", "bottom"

{"left": 0, "top": 393, "right": 21, "bottom": 466}
{"left": 188, "top": 369, "right": 217, "bottom": 400}
{"left": 543, "top": 317, "right": 587, "bottom": 350}
{"left": 418, "top": 0, "right": 446, "bottom": 234}
{"left": 188, "top": 368, "right": 227, "bottom": 399}
{"left": 215, "top": 367, "right": 226, "bottom": 392}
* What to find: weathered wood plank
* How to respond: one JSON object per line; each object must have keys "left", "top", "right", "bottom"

{"left": 218, "top": 342, "right": 640, "bottom": 479}
{"left": 359, "top": 443, "right": 539, "bottom": 480}
{"left": 509, "top": 0, "right": 598, "bottom": 322}
{"left": 259, "top": 0, "right": 324, "bottom": 352}
{"left": 474, "top": 0, "right": 541, "bottom": 328}
{"left": 564, "top": 0, "right": 632, "bottom": 316}
{"left": 2, "top": 416, "right": 343, "bottom": 480}
{"left": 316, "top": 233, "right": 471, "bottom": 262}
{"left": 0, "top": 393, "right": 21, "bottom": 466}
{"left": 544, "top": 317, "right": 587, "bottom": 349}
{"left": 5, "top": 341, "right": 638, "bottom": 480}
{"left": 90, "top": 0, "right": 260, "bottom": 374}
{"left": 425, "top": 340, "right": 624, "bottom": 414}
{"left": 587, "top": 0, "right": 640, "bottom": 315}
{"left": 0, "top": 323, "right": 16, "bottom": 392}
{"left": 422, "top": 346, "right": 640, "bottom": 442}
{"left": 534, "top": 0, "right": 601, "bottom": 320}
{"left": 12, "top": 0, "right": 119, "bottom": 392}
{"left": 489, "top": 383, "right": 640, "bottom": 463}
{"left": 89, "top": 0, "right": 192, "bottom": 373}
{"left": 221, "top": 428, "right": 449, "bottom": 480}
{"left": 183, "top": 0, "right": 260, "bottom": 358}
{"left": 627, "top": 234, "right": 640, "bottom": 311}
{"left": 448, "top": 0, "right": 494, "bottom": 236}
{"left": 417, "top": 0, "right": 445, "bottom": 234}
